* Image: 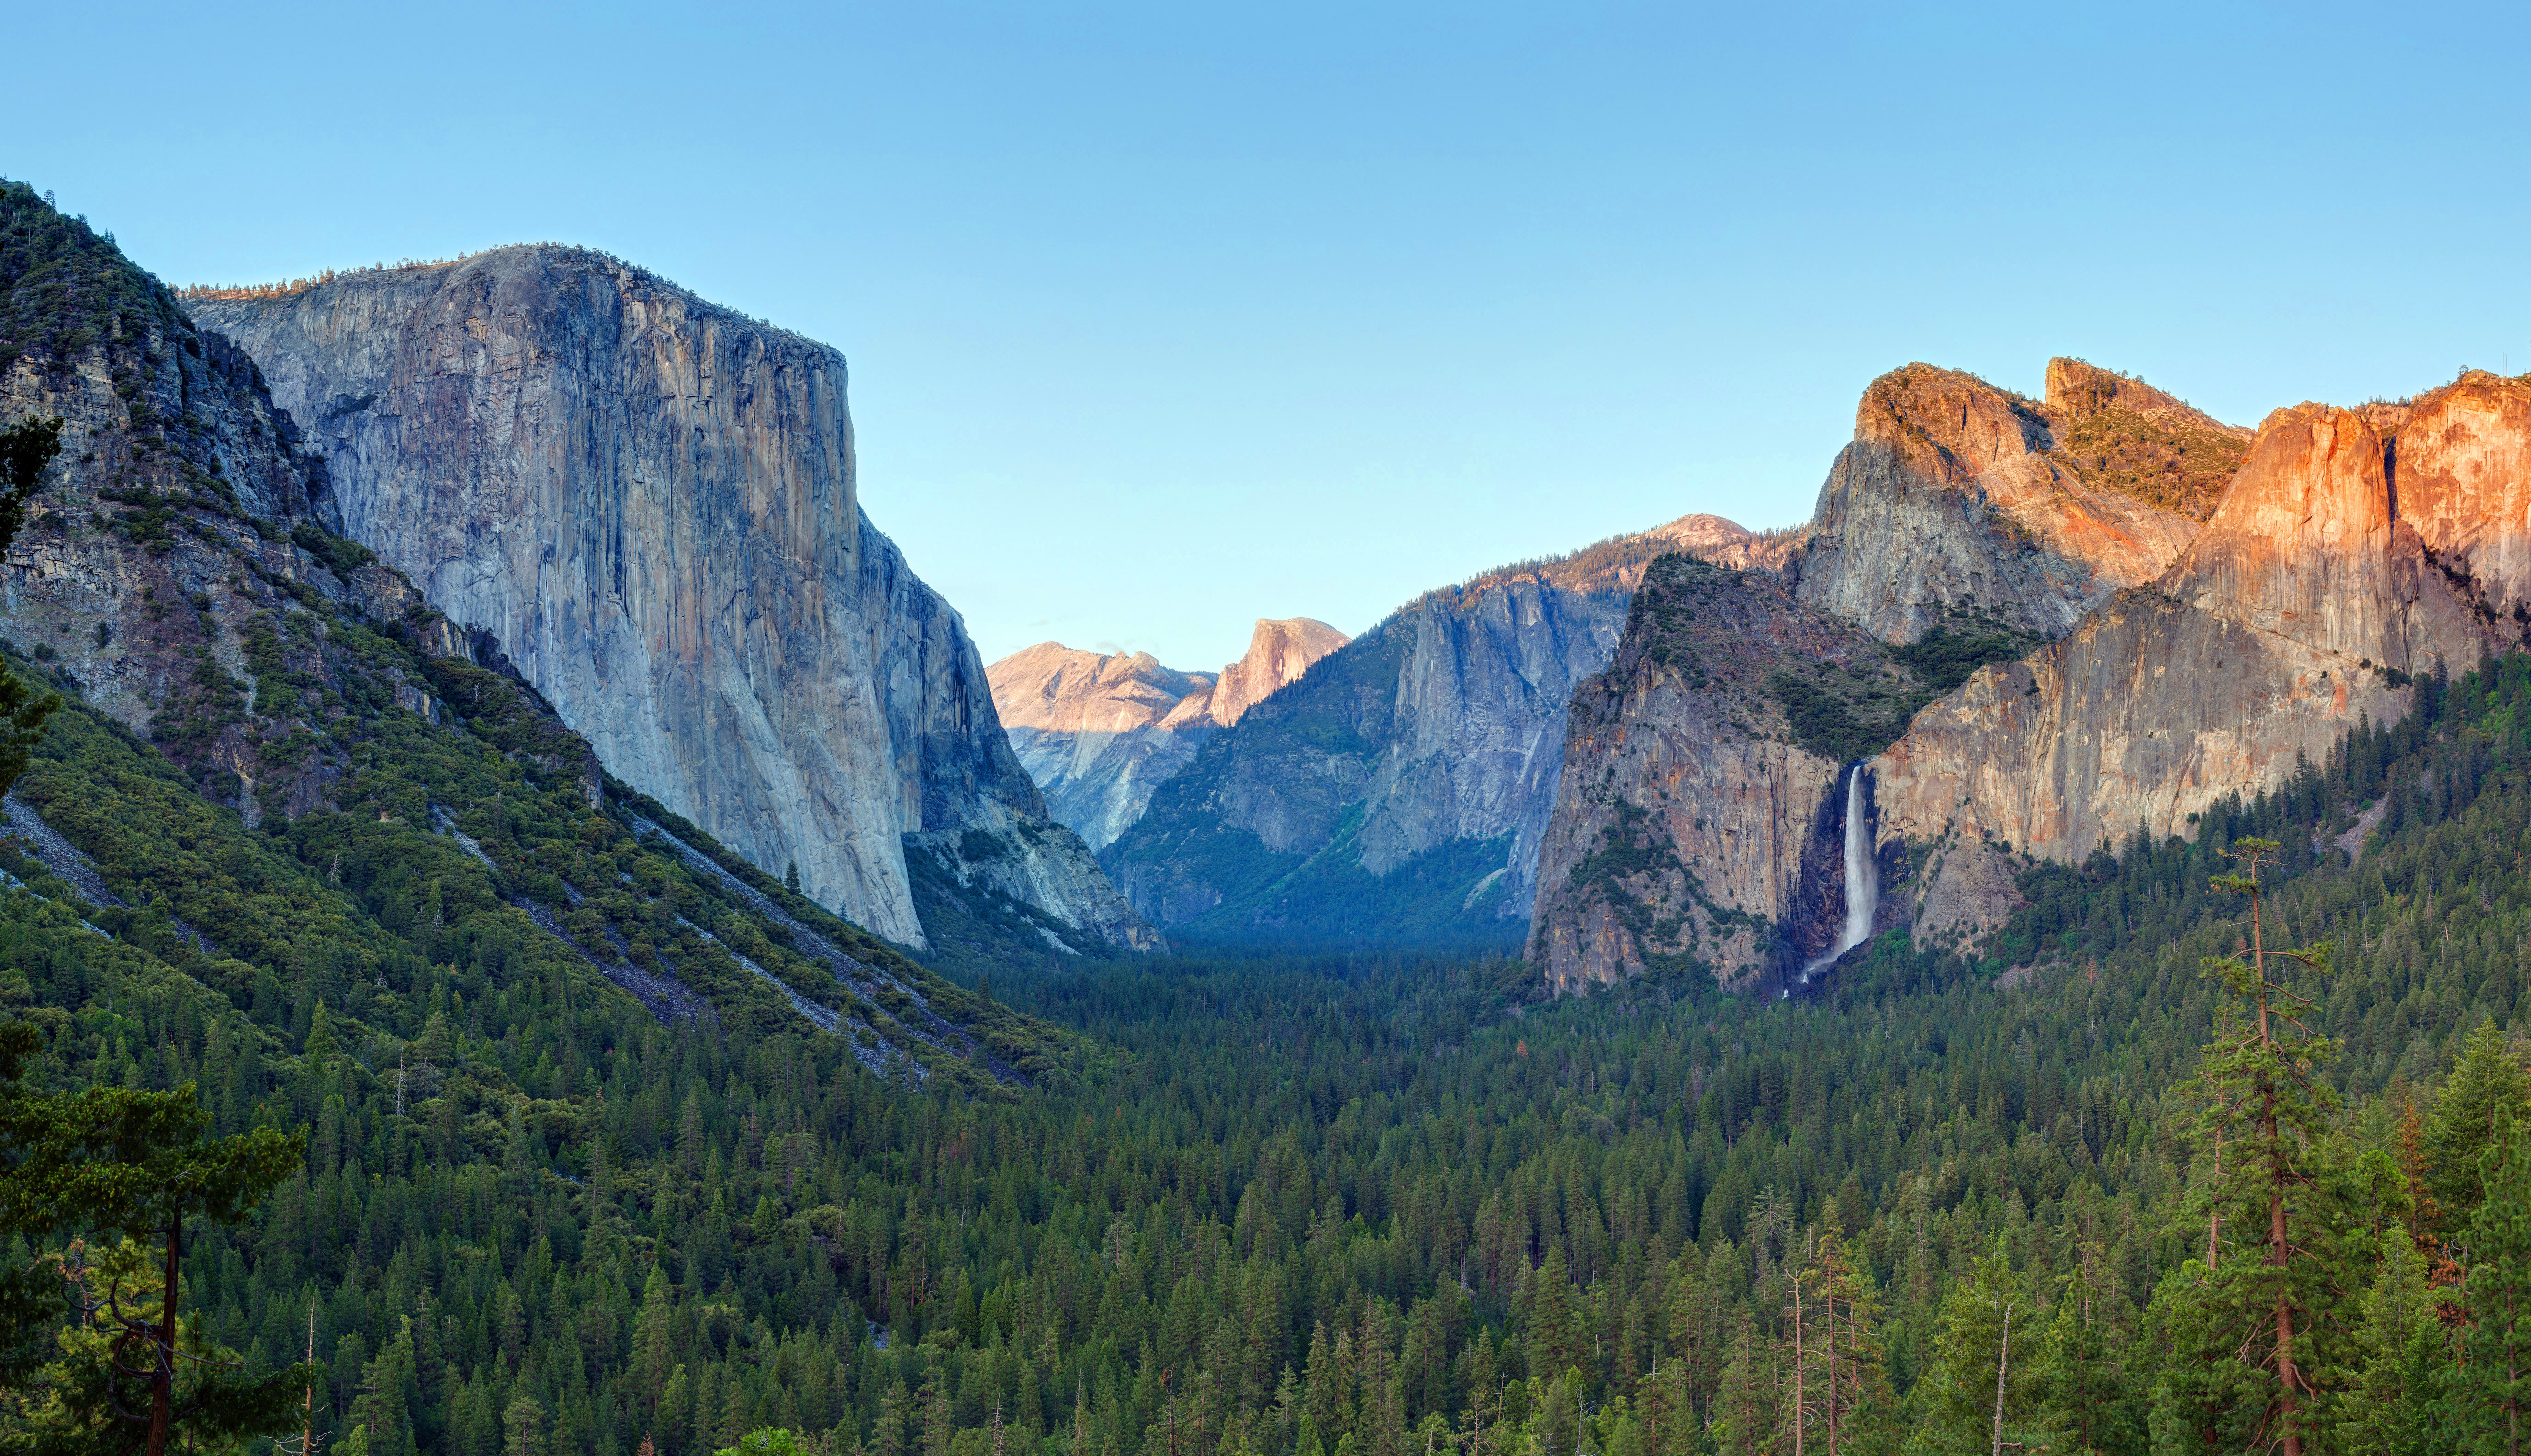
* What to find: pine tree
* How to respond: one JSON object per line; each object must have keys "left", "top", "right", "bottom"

{"left": 2149, "top": 838, "right": 2362, "bottom": 1456}
{"left": 1709, "top": 1320, "right": 1775, "bottom": 1456}
{"left": 874, "top": 1381, "right": 909, "bottom": 1456}
{"left": 919, "top": 1368, "right": 953, "bottom": 1456}
{"left": 0, "top": 1020, "right": 308, "bottom": 1456}
{"left": 2346, "top": 1224, "right": 2453, "bottom": 1456}
{"left": 1795, "top": 1238, "right": 1889, "bottom": 1456}
{"left": 1903, "top": 1243, "right": 2036, "bottom": 1456}
{"left": 2034, "top": 1251, "right": 2141, "bottom": 1456}
{"left": 2457, "top": 1108, "right": 2531, "bottom": 1456}
{"left": 2429, "top": 1020, "right": 2531, "bottom": 1227}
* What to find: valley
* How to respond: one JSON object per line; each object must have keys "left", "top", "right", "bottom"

{"left": 0, "top": 176, "right": 2525, "bottom": 1456}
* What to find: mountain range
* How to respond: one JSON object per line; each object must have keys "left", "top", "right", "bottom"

{"left": 11, "top": 179, "right": 2526, "bottom": 1002}
{"left": 1535, "top": 357, "right": 2530, "bottom": 991}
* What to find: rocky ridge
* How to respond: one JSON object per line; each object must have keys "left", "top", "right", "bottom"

{"left": 1878, "top": 383, "right": 2520, "bottom": 944}
{"left": 188, "top": 248, "right": 1152, "bottom": 953}
{"left": 1788, "top": 359, "right": 2234, "bottom": 643}
{"left": 1532, "top": 357, "right": 2531, "bottom": 991}
{"left": 0, "top": 181, "right": 1065, "bottom": 1078}
{"left": 1103, "top": 515, "right": 1773, "bottom": 939}
{"left": 988, "top": 617, "right": 1347, "bottom": 850}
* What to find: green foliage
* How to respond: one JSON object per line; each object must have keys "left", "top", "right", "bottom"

{"left": 2055, "top": 404, "right": 2248, "bottom": 521}
{"left": 290, "top": 520, "right": 374, "bottom": 576}
{"left": 0, "top": 181, "right": 188, "bottom": 378}
{"left": 1886, "top": 623, "right": 2039, "bottom": 696}
{"left": 2427, "top": 1017, "right": 2531, "bottom": 1225}
{"left": 0, "top": 1018, "right": 307, "bottom": 1454}
{"left": 2457, "top": 1109, "right": 2531, "bottom": 1454}
{"left": 1769, "top": 619, "right": 2037, "bottom": 764}
{"left": 2346, "top": 1227, "right": 2453, "bottom": 1456}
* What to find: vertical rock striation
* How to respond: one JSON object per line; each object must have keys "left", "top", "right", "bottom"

{"left": 1104, "top": 516, "right": 1769, "bottom": 939}
{"left": 189, "top": 247, "right": 1151, "bottom": 951}
{"left": 1875, "top": 394, "right": 2516, "bottom": 944}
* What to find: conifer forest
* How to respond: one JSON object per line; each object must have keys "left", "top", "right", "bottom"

{"left": 2, "top": 175, "right": 2530, "bottom": 1456}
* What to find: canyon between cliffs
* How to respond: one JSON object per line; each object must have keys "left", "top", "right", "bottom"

{"left": 146, "top": 237, "right": 2531, "bottom": 994}
{"left": 1532, "top": 359, "right": 2531, "bottom": 993}
{"left": 190, "top": 249, "right": 1157, "bottom": 956}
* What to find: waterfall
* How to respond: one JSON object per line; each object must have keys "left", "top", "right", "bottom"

{"left": 1800, "top": 765, "right": 1878, "bottom": 983}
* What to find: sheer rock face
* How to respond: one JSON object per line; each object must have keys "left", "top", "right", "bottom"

{"left": 1166, "top": 617, "right": 1351, "bottom": 730}
{"left": 1103, "top": 516, "right": 1759, "bottom": 936}
{"left": 2395, "top": 371, "right": 2531, "bottom": 624}
{"left": 1529, "top": 359, "right": 2531, "bottom": 989}
{"left": 1791, "top": 362, "right": 2213, "bottom": 643}
{"left": 1875, "top": 398, "right": 2517, "bottom": 945}
{"left": 189, "top": 248, "right": 1152, "bottom": 952}
{"left": 1529, "top": 556, "right": 1891, "bottom": 992}
{"left": 987, "top": 619, "right": 1346, "bottom": 850}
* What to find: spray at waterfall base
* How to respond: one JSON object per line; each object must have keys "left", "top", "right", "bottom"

{"left": 1787, "top": 764, "right": 1879, "bottom": 997}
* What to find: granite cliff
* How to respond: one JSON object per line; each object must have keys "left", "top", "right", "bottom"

{"left": 0, "top": 180, "right": 1061, "bottom": 1074}
{"left": 1528, "top": 555, "right": 1895, "bottom": 990}
{"left": 1103, "top": 515, "right": 1772, "bottom": 940}
{"left": 988, "top": 617, "right": 1348, "bottom": 849}
{"left": 189, "top": 248, "right": 1155, "bottom": 953}
{"left": 1789, "top": 359, "right": 2238, "bottom": 643}
{"left": 1878, "top": 382, "right": 2520, "bottom": 944}
{"left": 1532, "top": 358, "right": 2531, "bottom": 992}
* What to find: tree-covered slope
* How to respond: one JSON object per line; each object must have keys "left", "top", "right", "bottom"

{"left": 3, "top": 646, "right": 2525, "bottom": 1454}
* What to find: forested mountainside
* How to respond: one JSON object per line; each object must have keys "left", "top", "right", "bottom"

{"left": 8, "top": 636, "right": 2530, "bottom": 1454}
{"left": 1101, "top": 519, "right": 1780, "bottom": 946}
{"left": 0, "top": 180, "right": 1060, "bottom": 1077}
{"left": 188, "top": 247, "right": 1152, "bottom": 958}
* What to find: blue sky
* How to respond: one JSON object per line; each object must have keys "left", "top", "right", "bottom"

{"left": 18, "top": 1, "right": 2531, "bottom": 668}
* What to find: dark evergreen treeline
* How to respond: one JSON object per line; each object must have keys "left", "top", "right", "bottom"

{"left": 2, "top": 656, "right": 2530, "bottom": 1452}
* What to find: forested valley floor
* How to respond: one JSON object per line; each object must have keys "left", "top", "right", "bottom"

{"left": 10, "top": 654, "right": 2531, "bottom": 1455}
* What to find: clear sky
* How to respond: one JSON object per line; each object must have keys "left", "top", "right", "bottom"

{"left": 18, "top": 1, "right": 2531, "bottom": 669}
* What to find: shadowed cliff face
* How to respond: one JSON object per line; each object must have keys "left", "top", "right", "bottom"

{"left": 189, "top": 248, "right": 1152, "bottom": 952}
{"left": 1791, "top": 361, "right": 2229, "bottom": 643}
{"left": 1103, "top": 516, "right": 1766, "bottom": 940}
{"left": 1528, "top": 556, "right": 1891, "bottom": 991}
{"left": 987, "top": 618, "right": 1348, "bottom": 851}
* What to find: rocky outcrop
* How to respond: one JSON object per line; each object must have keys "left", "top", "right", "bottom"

{"left": 189, "top": 247, "right": 1152, "bottom": 952}
{"left": 1529, "top": 357, "right": 2531, "bottom": 991}
{"left": 1874, "top": 397, "right": 2512, "bottom": 942}
{"left": 988, "top": 617, "right": 1347, "bottom": 850}
{"left": 1103, "top": 515, "right": 1763, "bottom": 939}
{"left": 2394, "top": 371, "right": 2531, "bottom": 625}
{"left": 991, "top": 645, "right": 1215, "bottom": 849}
{"left": 1790, "top": 361, "right": 2229, "bottom": 643}
{"left": 1529, "top": 555, "right": 1897, "bottom": 991}
{"left": 1165, "top": 617, "right": 1351, "bottom": 729}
